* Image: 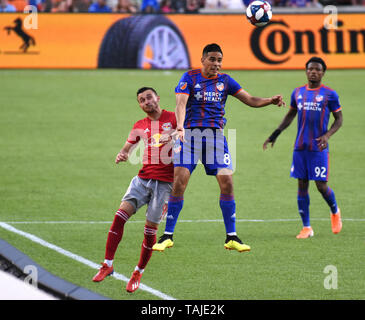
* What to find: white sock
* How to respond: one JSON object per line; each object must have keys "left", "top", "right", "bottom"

{"left": 104, "top": 259, "right": 113, "bottom": 267}
{"left": 135, "top": 266, "right": 144, "bottom": 274}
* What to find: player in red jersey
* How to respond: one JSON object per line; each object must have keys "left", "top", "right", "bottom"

{"left": 92, "top": 87, "right": 176, "bottom": 293}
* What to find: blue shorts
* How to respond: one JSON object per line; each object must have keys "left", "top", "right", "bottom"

{"left": 290, "top": 150, "right": 329, "bottom": 181}
{"left": 173, "top": 128, "right": 233, "bottom": 176}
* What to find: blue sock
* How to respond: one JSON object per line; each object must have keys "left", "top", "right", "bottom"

{"left": 322, "top": 187, "right": 338, "bottom": 214}
{"left": 164, "top": 195, "right": 184, "bottom": 234}
{"left": 297, "top": 190, "right": 310, "bottom": 227}
{"left": 219, "top": 194, "right": 236, "bottom": 235}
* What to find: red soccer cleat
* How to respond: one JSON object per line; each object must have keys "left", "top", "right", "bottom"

{"left": 92, "top": 263, "right": 114, "bottom": 282}
{"left": 126, "top": 270, "right": 142, "bottom": 293}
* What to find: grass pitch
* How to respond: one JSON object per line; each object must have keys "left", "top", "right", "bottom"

{"left": 0, "top": 69, "right": 364, "bottom": 300}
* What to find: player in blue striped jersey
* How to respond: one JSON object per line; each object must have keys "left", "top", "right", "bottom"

{"left": 174, "top": 68, "right": 242, "bottom": 129}
{"left": 153, "top": 43, "right": 285, "bottom": 252}
{"left": 263, "top": 57, "right": 343, "bottom": 238}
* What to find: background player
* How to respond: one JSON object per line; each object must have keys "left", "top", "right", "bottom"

{"left": 153, "top": 43, "right": 285, "bottom": 252}
{"left": 263, "top": 57, "right": 343, "bottom": 238}
{"left": 92, "top": 87, "right": 176, "bottom": 292}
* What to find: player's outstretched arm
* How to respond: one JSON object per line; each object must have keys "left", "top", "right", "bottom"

{"left": 115, "top": 142, "right": 134, "bottom": 164}
{"left": 315, "top": 110, "right": 343, "bottom": 151}
{"left": 263, "top": 108, "right": 297, "bottom": 150}
{"left": 234, "top": 89, "right": 286, "bottom": 108}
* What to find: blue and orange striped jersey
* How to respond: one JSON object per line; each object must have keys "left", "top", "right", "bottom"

{"left": 175, "top": 69, "right": 242, "bottom": 129}
{"left": 290, "top": 84, "right": 342, "bottom": 152}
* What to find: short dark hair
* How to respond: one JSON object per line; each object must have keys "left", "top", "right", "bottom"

{"left": 136, "top": 87, "right": 158, "bottom": 97}
{"left": 202, "top": 43, "right": 223, "bottom": 56}
{"left": 306, "top": 57, "right": 327, "bottom": 72}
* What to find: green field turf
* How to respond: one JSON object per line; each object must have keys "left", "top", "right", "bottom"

{"left": 0, "top": 69, "right": 364, "bottom": 300}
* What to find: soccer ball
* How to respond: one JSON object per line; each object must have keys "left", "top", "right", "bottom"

{"left": 246, "top": 1, "right": 272, "bottom": 27}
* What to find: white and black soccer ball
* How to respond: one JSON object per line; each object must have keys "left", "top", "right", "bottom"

{"left": 246, "top": 1, "right": 273, "bottom": 27}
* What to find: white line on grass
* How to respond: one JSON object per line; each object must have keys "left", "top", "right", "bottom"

{"left": 0, "top": 222, "right": 176, "bottom": 301}
{"left": 3, "top": 218, "right": 365, "bottom": 224}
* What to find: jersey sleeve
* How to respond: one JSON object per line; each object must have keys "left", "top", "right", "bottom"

{"left": 227, "top": 75, "right": 242, "bottom": 96}
{"left": 328, "top": 90, "right": 342, "bottom": 112}
{"left": 126, "top": 122, "right": 143, "bottom": 145}
{"left": 175, "top": 72, "right": 192, "bottom": 95}
{"left": 290, "top": 89, "right": 297, "bottom": 109}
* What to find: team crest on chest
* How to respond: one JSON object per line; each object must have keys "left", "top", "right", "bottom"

{"left": 315, "top": 95, "right": 323, "bottom": 102}
{"left": 216, "top": 82, "right": 224, "bottom": 91}
{"left": 162, "top": 122, "right": 172, "bottom": 131}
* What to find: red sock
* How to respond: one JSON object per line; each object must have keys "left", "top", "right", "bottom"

{"left": 105, "top": 209, "right": 130, "bottom": 260}
{"left": 137, "top": 225, "right": 157, "bottom": 270}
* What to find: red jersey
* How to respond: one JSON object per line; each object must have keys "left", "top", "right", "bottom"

{"left": 127, "top": 110, "right": 177, "bottom": 183}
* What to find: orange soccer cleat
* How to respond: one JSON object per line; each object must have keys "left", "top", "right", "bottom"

{"left": 92, "top": 263, "right": 114, "bottom": 282}
{"left": 126, "top": 270, "right": 143, "bottom": 293}
{"left": 331, "top": 208, "right": 342, "bottom": 234}
{"left": 296, "top": 226, "right": 314, "bottom": 239}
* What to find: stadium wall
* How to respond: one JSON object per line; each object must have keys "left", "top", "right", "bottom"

{"left": 1, "top": 13, "right": 365, "bottom": 70}
{"left": 0, "top": 239, "right": 110, "bottom": 300}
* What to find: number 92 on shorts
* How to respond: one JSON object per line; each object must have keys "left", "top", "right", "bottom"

{"left": 290, "top": 150, "right": 329, "bottom": 181}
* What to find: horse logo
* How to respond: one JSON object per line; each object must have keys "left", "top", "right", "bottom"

{"left": 4, "top": 18, "right": 36, "bottom": 53}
